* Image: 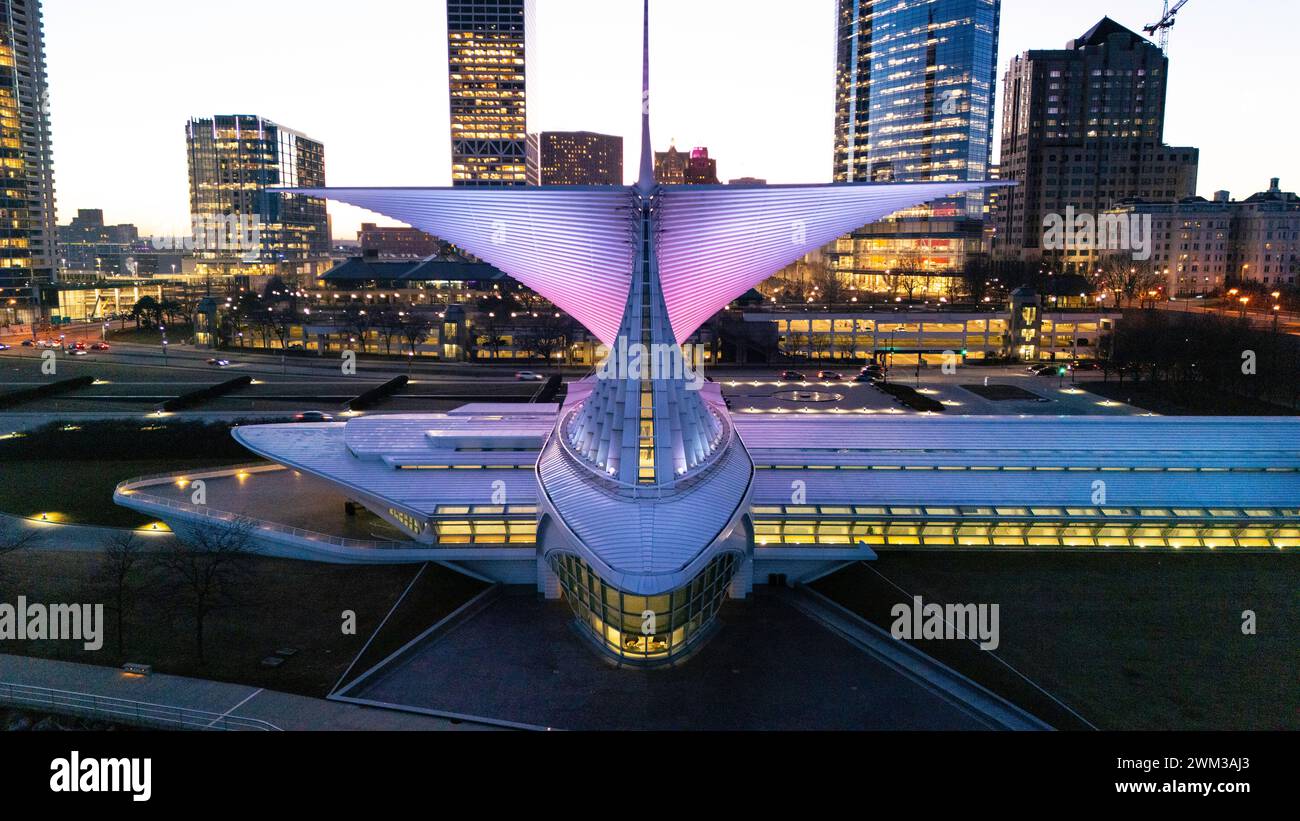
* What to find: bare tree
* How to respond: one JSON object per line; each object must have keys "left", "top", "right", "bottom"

{"left": 1096, "top": 255, "right": 1164, "bottom": 308}
{"left": 399, "top": 312, "right": 431, "bottom": 369}
{"left": 268, "top": 310, "right": 295, "bottom": 352}
{"left": 806, "top": 258, "right": 847, "bottom": 305}
{"left": 95, "top": 531, "right": 146, "bottom": 658}
{"left": 342, "top": 302, "right": 373, "bottom": 353}
{"left": 475, "top": 312, "right": 507, "bottom": 361}
{"left": 515, "top": 312, "right": 572, "bottom": 366}
{"left": 893, "top": 250, "right": 929, "bottom": 301}
{"left": 372, "top": 310, "right": 405, "bottom": 356}
{"left": 153, "top": 519, "right": 260, "bottom": 667}
{"left": 961, "top": 255, "right": 996, "bottom": 305}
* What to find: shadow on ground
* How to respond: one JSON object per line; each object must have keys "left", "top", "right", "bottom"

{"left": 350, "top": 590, "right": 993, "bottom": 731}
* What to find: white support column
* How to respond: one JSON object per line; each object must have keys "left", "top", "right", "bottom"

{"left": 728, "top": 555, "right": 753, "bottom": 600}
{"left": 537, "top": 555, "right": 561, "bottom": 599}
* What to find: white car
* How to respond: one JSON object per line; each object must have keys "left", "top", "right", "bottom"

{"left": 515, "top": 371, "right": 546, "bottom": 381}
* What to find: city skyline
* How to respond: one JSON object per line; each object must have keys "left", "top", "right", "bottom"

{"left": 43, "top": 0, "right": 1300, "bottom": 239}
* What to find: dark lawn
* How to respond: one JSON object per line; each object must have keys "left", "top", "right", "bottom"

{"left": 0, "top": 458, "right": 248, "bottom": 528}
{"left": 813, "top": 553, "right": 1300, "bottom": 731}
{"left": 0, "top": 552, "right": 486, "bottom": 697}
{"left": 106, "top": 324, "right": 194, "bottom": 345}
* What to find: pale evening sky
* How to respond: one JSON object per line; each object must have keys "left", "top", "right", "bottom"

{"left": 42, "top": 0, "right": 1297, "bottom": 239}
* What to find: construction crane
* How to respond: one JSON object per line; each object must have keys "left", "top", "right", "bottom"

{"left": 1144, "top": 0, "right": 1191, "bottom": 54}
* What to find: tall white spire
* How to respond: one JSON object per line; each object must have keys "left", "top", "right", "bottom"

{"left": 636, "top": 0, "right": 655, "bottom": 192}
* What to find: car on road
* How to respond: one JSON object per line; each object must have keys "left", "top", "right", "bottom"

{"left": 89, "top": 342, "right": 111, "bottom": 351}
{"left": 68, "top": 348, "right": 88, "bottom": 356}
{"left": 816, "top": 370, "right": 844, "bottom": 381}
{"left": 779, "top": 371, "right": 806, "bottom": 381}
{"left": 207, "top": 358, "right": 232, "bottom": 367}
{"left": 20, "top": 339, "right": 34, "bottom": 347}
{"left": 0, "top": 343, "right": 9, "bottom": 351}
{"left": 1069, "top": 360, "right": 1101, "bottom": 372}
{"left": 515, "top": 371, "right": 546, "bottom": 381}
{"left": 1032, "top": 364, "right": 1066, "bottom": 377}
{"left": 293, "top": 411, "right": 334, "bottom": 423}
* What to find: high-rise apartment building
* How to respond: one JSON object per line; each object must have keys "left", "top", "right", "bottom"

{"left": 829, "top": 0, "right": 1000, "bottom": 295}
{"left": 185, "top": 115, "right": 330, "bottom": 283}
{"left": 526, "top": 131, "right": 623, "bottom": 186}
{"left": 448, "top": 0, "right": 527, "bottom": 187}
{"left": 995, "top": 18, "right": 1199, "bottom": 272}
{"left": 0, "top": 0, "right": 56, "bottom": 316}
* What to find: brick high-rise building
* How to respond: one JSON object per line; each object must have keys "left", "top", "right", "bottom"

{"left": 526, "top": 131, "right": 623, "bottom": 186}
{"left": 357, "top": 223, "right": 445, "bottom": 259}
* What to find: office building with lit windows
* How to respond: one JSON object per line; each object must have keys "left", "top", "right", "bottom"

{"left": 448, "top": 0, "right": 527, "bottom": 187}
{"left": 118, "top": 3, "right": 1300, "bottom": 668}
{"left": 1105, "top": 179, "right": 1300, "bottom": 295}
{"left": 526, "top": 131, "right": 622, "bottom": 186}
{"left": 0, "top": 0, "right": 56, "bottom": 318}
{"left": 654, "top": 144, "right": 718, "bottom": 185}
{"left": 830, "top": 0, "right": 999, "bottom": 295}
{"left": 185, "top": 115, "right": 330, "bottom": 283}
{"left": 995, "top": 18, "right": 1200, "bottom": 272}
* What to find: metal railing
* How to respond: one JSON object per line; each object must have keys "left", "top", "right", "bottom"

{"left": 115, "top": 466, "right": 417, "bottom": 551}
{"left": 116, "top": 465, "right": 540, "bottom": 552}
{"left": 0, "top": 680, "right": 281, "bottom": 731}
{"left": 118, "top": 490, "right": 414, "bottom": 551}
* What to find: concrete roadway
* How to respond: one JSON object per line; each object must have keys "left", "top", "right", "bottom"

{"left": 0, "top": 345, "right": 1151, "bottom": 421}
{"left": 0, "top": 343, "right": 548, "bottom": 415}
{"left": 1154, "top": 298, "right": 1300, "bottom": 336}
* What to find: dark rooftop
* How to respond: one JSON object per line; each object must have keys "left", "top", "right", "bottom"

{"left": 322, "top": 254, "right": 507, "bottom": 284}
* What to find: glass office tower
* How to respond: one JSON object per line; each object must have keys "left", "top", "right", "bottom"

{"left": 830, "top": 0, "right": 999, "bottom": 295}
{"left": 0, "top": 0, "right": 56, "bottom": 320}
{"left": 448, "top": 0, "right": 527, "bottom": 187}
{"left": 185, "top": 115, "right": 329, "bottom": 282}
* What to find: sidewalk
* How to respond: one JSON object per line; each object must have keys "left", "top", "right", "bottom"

{"left": 0, "top": 654, "right": 495, "bottom": 731}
